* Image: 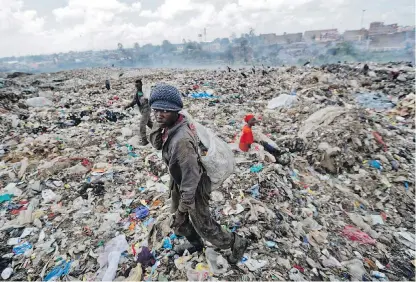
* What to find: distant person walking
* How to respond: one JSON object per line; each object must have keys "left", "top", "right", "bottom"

{"left": 124, "top": 79, "right": 153, "bottom": 145}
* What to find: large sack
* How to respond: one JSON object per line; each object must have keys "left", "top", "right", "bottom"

{"left": 181, "top": 111, "right": 235, "bottom": 190}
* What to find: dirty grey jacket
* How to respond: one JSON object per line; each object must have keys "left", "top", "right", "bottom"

{"left": 126, "top": 90, "right": 150, "bottom": 114}
{"left": 149, "top": 116, "right": 207, "bottom": 213}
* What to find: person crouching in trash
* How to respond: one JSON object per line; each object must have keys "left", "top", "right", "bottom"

{"left": 239, "top": 113, "right": 291, "bottom": 165}
{"left": 124, "top": 79, "right": 153, "bottom": 146}
{"left": 239, "top": 114, "right": 257, "bottom": 152}
{"left": 149, "top": 84, "right": 248, "bottom": 264}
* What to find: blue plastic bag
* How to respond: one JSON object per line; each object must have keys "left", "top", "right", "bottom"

{"left": 134, "top": 206, "right": 149, "bottom": 219}
{"left": 44, "top": 261, "right": 72, "bottom": 281}
{"left": 369, "top": 160, "right": 382, "bottom": 170}
{"left": 162, "top": 238, "right": 172, "bottom": 250}
{"left": 13, "top": 242, "right": 32, "bottom": 255}
{"left": 250, "top": 184, "right": 260, "bottom": 198}
{"left": 250, "top": 164, "right": 264, "bottom": 173}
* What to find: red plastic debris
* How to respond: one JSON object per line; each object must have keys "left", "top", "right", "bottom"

{"left": 372, "top": 131, "right": 387, "bottom": 152}
{"left": 10, "top": 207, "right": 27, "bottom": 215}
{"left": 81, "top": 159, "right": 92, "bottom": 167}
{"left": 293, "top": 264, "right": 305, "bottom": 273}
{"left": 341, "top": 225, "right": 376, "bottom": 244}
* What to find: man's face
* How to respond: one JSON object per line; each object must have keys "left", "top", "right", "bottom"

{"left": 153, "top": 109, "right": 178, "bottom": 128}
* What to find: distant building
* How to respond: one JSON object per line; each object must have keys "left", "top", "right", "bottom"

{"left": 173, "top": 44, "right": 185, "bottom": 52}
{"left": 258, "top": 32, "right": 303, "bottom": 45}
{"left": 201, "top": 42, "right": 221, "bottom": 52}
{"left": 258, "top": 33, "right": 278, "bottom": 45}
{"left": 398, "top": 26, "right": 415, "bottom": 32}
{"left": 343, "top": 29, "right": 369, "bottom": 41}
{"left": 368, "top": 22, "right": 398, "bottom": 36}
{"left": 304, "top": 29, "right": 340, "bottom": 42}
{"left": 369, "top": 31, "right": 414, "bottom": 50}
{"left": 275, "top": 33, "right": 303, "bottom": 44}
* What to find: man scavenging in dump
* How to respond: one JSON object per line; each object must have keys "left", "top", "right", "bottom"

{"left": 124, "top": 79, "right": 153, "bottom": 146}
{"left": 239, "top": 114, "right": 256, "bottom": 152}
{"left": 239, "top": 113, "right": 291, "bottom": 165}
{"left": 148, "top": 84, "right": 248, "bottom": 264}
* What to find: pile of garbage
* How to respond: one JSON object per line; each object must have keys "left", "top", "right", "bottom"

{"left": 0, "top": 62, "right": 414, "bottom": 281}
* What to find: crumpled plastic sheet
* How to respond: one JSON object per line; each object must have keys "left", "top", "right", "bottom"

{"left": 44, "top": 260, "right": 72, "bottom": 281}
{"left": 356, "top": 92, "right": 395, "bottom": 110}
{"left": 341, "top": 225, "right": 376, "bottom": 245}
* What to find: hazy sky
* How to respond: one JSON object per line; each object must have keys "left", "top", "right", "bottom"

{"left": 1, "top": 0, "right": 414, "bottom": 57}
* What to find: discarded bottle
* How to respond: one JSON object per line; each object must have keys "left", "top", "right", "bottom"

{"left": 371, "top": 271, "right": 386, "bottom": 279}
{"left": 1, "top": 267, "right": 13, "bottom": 279}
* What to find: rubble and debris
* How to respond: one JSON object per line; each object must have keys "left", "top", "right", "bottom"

{"left": 0, "top": 62, "right": 414, "bottom": 281}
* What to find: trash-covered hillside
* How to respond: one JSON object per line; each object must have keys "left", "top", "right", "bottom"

{"left": 0, "top": 62, "right": 415, "bottom": 281}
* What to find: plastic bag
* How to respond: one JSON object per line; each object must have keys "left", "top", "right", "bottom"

{"left": 267, "top": 94, "right": 297, "bottom": 109}
{"left": 42, "top": 189, "right": 60, "bottom": 203}
{"left": 298, "top": 106, "right": 346, "bottom": 139}
{"left": 181, "top": 110, "right": 235, "bottom": 190}
{"left": 186, "top": 263, "right": 211, "bottom": 281}
{"left": 341, "top": 225, "right": 376, "bottom": 244}
{"left": 26, "top": 97, "right": 54, "bottom": 107}
{"left": 44, "top": 260, "right": 72, "bottom": 281}
{"left": 205, "top": 248, "right": 229, "bottom": 275}
{"left": 97, "top": 235, "right": 129, "bottom": 281}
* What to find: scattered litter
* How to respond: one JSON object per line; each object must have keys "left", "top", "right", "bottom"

{"left": 12, "top": 242, "right": 32, "bottom": 255}
{"left": 267, "top": 94, "right": 298, "bottom": 109}
{"left": 356, "top": 92, "right": 395, "bottom": 110}
{"left": 1, "top": 267, "right": 13, "bottom": 280}
{"left": 223, "top": 203, "right": 245, "bottom": 215}
{"left": 44, "top": 260, "right": 72, "bottom": 281}
{"left": 133, "top": 206, "right": 150, "bottom": 220}
{"left": 244, "top": 257, "right": 268, "bottom": 271}
{"left": 205, "top": 248, "right": 229, "bottom": 275}
{"left": 0, "top": 63, "right": 414, "bottom": 281}
{"left": 341, "top": 225, "right": 376, "bottom": 245}
{"left": 250, "top": 164, "right": 264, "bottom": 173}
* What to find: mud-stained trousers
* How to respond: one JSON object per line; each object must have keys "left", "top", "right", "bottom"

{"left": 139, "top": 104, "right": 153, "bottom": 142}
{"left": 170, "top": 173, "right": 234, "bottom": 249}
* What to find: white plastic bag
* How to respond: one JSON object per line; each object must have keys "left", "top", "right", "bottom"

{"left": 26, "top": 97, "right": 54, "bottom": 107}
{"left": 298, "top": 106, "right": 346, "bottom": 139}
{"left": 97, "top": 235, "right": 129, "bottom": 281}
{"left": 41, "top": 189, "right": 60, "bottom": 203}
{"left": 181, "top": 111, "right": 235, "bottom": 190}
{"left": 267, "top": 94, "right": 297, "bottom": 109}
{"left": 142, "top": 84, "right": 152, "bottom": 99}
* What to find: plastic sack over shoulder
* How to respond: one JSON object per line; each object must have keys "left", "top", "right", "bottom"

{"left": 181, "top": 110, "right": 235, "bottom": 190}
{"left": 142, "top": 84, "right": 153, "bottom": 99}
